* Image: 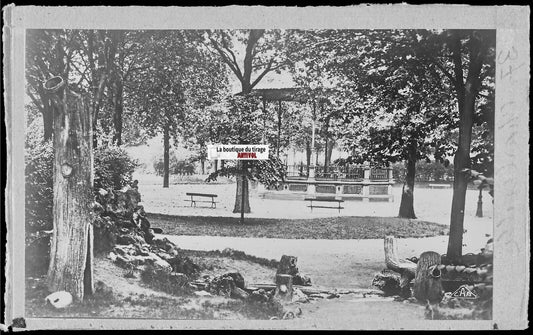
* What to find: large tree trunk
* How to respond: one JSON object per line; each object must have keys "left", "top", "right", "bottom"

{"left": 163, "top": 122, "right": 170, "bottom": 188}
{"left": 41, "top": 95, "right": 54, "bottom": 141}
{"left": 233, "top": 164, "right": 251, "bottom": 214}
{"left": 326, "top": 138, "right": 334, "bottom": 168}
{"left": 45, "top": 77, "right": 94, "bottom": 301}
{"left": 447, "top": 101, "right": 473, "bottom": 260}
{"left": 399, "top": 139, "right": 417, "bottom": 218}
{"left": 446, "top": 32, "right": 484, "bottom": 262}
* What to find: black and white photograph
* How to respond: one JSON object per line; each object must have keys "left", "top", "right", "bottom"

{"left": 2, "top": 5, "right": 529, "bottom": 330}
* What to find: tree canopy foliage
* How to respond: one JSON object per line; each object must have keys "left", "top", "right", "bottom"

{"left": 26, "top": 28, "right": 494, "bottom": 255}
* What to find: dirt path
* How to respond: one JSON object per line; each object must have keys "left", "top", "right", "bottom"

{"left": 292, "top": 294, "right": 426, "bottom": 328}
{"left": 162, "top": 234, "right": 487, "bottom": 290}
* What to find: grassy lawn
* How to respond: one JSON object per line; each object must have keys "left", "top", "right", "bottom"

{"left": 147, "top": 213, "right": 449, "bottom": 239}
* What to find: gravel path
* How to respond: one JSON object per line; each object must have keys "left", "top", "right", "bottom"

{"left": 162, "top": 233, "right": 488, "bottom": 289}
{"left": 143, "top": 178, "right": 493, "bottom": 289}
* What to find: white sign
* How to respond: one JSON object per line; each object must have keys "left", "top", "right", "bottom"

{"left": 207, "top": 144, "right": 269, "bottom": 160}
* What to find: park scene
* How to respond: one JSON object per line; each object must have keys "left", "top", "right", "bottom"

{"left": 24, "top": 29, "right": 494, "bottom": 324}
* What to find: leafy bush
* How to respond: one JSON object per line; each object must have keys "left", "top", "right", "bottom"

{"left": 94, "top": 146, "right": 139, "bottom": 190}
{"left": 153, "top": 152, "right": 196, "bottom": 176}
{"left": 25, "top": 142, "right": 139, "bottom": 275}
{"left": 25, "top": 143, "right": 138, "bottom": 237}
{"left": 392, "top": 160, "right": 454, "bottom": 183}
{"left": 25, "top": 139, "right": 54, "bottom": 233}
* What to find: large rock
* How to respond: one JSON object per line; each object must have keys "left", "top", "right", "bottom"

{"left": 153, "top": 258, "right": 173, "bottom": 273}
{"left": 45, "top": 291, "right": 73, "bottom": 309}
{"left": 251, "top": 289, "right": 270, "bottom": 302}
{"left": 115, "top": 254, "right": 133, "bottom": 268}
{"left": 231, "top": 287, "right": 250, "bottom": 300}
{"left": 293, "top": 273, "right": 312, "bottom": 286}
{"left": 223, "top": 272, "right": 245, "bottom": 290}
{"left": 116, "top": 234, "right": 138, "bottom": 245}
{"left": 107, "top": 252, "right": 118, "bottom": 262}
{"left": 291, "top": 288, "right": 309, "bottom": 303}
{"left": 208, "top": 275, "right": 237, "bottom": 297}
{"left": 114, "top": 245, "right": 136, "bottom": 256}
{"left": 167, "top": 256, "right": 200, "bottom": 276}
{"left": 372, "top": 269, "right": 410, "bottom": 297}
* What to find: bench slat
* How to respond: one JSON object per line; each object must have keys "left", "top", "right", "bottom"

{"left": 304, "top": 198, "right": 344, "bottom": 202}
{"left": 307, "top": 206, "right": 345, "bottom": 209}
{"left": 186, "top": 192, "right": 218, "bottom": 197}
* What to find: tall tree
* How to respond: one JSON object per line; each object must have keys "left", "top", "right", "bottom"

{"left": 350, "top": 30, "right": 455, "bottom": 218}
{"left": 207, "top": 29, "right": 296, "bottom": 212}
{"left": 425, "top": 30, "right": 495, "bottom": 260}
{"left": 292, "top": 30, "right": 457, "bottom": 218}
{"left": 26, "top": 30, "right": 96, "bottom": 300}
{"left": 205, "top": 95, "right": 286, "bottom": 218}
{"left": 129, "top": 30, "right": 228, "bottom": 187}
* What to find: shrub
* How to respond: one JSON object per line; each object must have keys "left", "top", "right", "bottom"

{"left": 392, "top": 160, "right": 454, "bottom": 183}
{"left": 25, "top": 139, "right": 54, "bottom": 233}
{"left": 153, "top": 152, "right": 196, "bottom": 176}
{"left": 25, "top": 144, "right": 138, "bottom": 233}
{"left": 94, "top": 146, "right": 139, "bottom": 190}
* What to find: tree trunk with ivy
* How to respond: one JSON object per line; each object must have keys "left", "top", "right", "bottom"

{"left": 45, "top": 76, "right": 94, "bottom": 301}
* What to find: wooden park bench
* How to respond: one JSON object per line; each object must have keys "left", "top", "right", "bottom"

{"left": 428, "top": 183, "right": 452, "bottom": 189}
{"left": 185, "top": 192, "right": 218, "bottom": 209}
{"left": 304, "top": 196, "right": 344, "bottom": 213}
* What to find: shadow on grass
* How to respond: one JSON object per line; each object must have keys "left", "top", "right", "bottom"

{"left": 147, "top": 213, "right": 449, "bottom": 240}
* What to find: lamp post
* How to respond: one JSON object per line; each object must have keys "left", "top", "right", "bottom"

{"left": 476, "top": 186, "right": 484, "bottom": 218}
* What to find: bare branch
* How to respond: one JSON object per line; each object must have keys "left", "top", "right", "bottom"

{"left": 224, "top": 46, "right": 242, "bottom": 76}
{"left": 250, "top": 59, "right": 274, "bottom": 90}
{"left": 210, "top": 37, "right": 244, "bottom": 82}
